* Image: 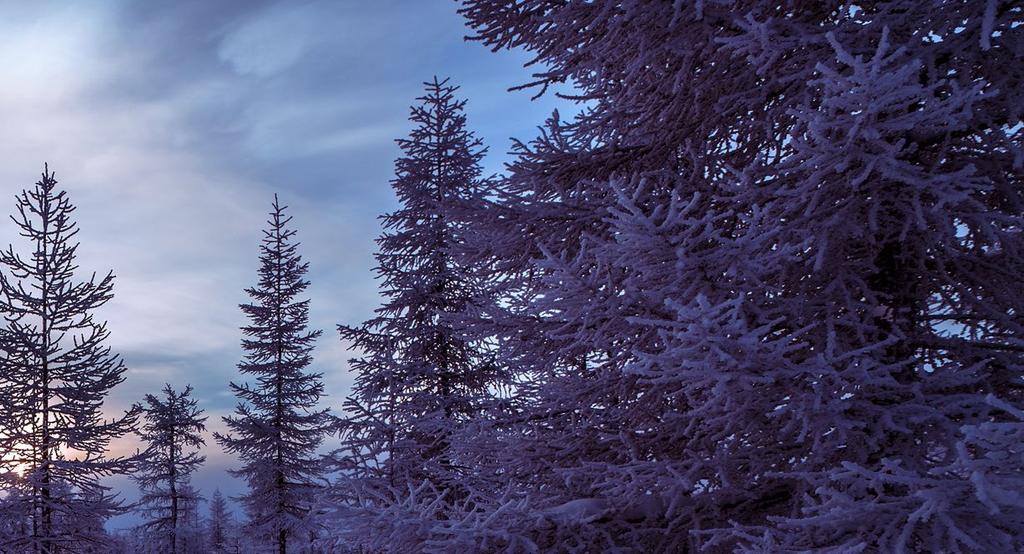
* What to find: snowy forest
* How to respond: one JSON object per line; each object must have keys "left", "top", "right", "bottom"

{"left": 0, "top": 1, "right": 1021, "bottom": 553}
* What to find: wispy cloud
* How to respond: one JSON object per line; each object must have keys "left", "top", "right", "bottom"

{"left": 218, "top": 3, "right": 319, "bottom": 78}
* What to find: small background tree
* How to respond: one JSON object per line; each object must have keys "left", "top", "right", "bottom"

{"left": 134, "top": 384, "right": 206, "bottom": 554}
{"left": 206, "top": 489, "right": 234, "bottom": 554}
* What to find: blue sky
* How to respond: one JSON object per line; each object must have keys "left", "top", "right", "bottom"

{"left": 0, "top": 0, "right": 575, "bottom": 528}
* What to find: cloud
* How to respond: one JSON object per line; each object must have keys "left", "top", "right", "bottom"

{"left": 218, "top": 3, "right": 318, "bottom": 77}
{"left": 234, "top": 95, "right": 401, "bottom": 159}
{"left": 0, "top": 4, "right": 120, "bottom": 103}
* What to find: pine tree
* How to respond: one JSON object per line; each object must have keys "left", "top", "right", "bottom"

{"left": 327, "top": 77, "right": 500, "bottom": 549}
{"left": 215, "top": 196, "right": 330, "bottom": 554}
{"left": 0, "top": 165, "right": 140, "bottom": 553}
{"left": 135, "top": 384, "right": 206, "bottom": 554}
{"left": 455, "top": 1, "right": 1024, "bottom": 552}
{"left": 206, "top": 489, "right": 232, "bottom": 554}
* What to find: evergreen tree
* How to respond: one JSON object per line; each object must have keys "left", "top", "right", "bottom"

{"left": 206, "top": 489, "right": 231, "bottom": 554}
{"left": 453, "top": 1, "right": 1024, "bottom": 552}
{"left": 135, "top": 384, "right": 206, "bottom": 554}
{"left": 327, "top": 77, "right": 499, "bottom": 549}
{"left": 215, "top": 196, "right": 330, "bottom": 554}
{"left": 0, "top": 165, "right": 139, "bottom": 553}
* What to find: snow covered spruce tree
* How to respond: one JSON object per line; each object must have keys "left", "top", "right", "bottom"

{"left": 456, "top": 1, "right": 1024, "bottom": 552}
{"left": 135, "top": 384, "right": 207, "bottom": 554}
{"left": 206, "top": 489, "right": 234, "bottom": 554}
{"left": 215, "top": 196, "right": 330, "bottom": 554}
{"left": 327, "top": 77, "right": 499, "bottom": 549}
{"left": 0, "top": 165, "right": 140, "bottom": 552}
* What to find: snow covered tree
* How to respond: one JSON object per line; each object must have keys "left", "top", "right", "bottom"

{"left": 326, "top": 77, "right": 500, "bottom": 549}
{"left": 135, "top": 384, "right": 206, "bottom": 554}
{"left": 0, "top": 165, "right": 140, "bottom": 553}
{"left": 454, "top": 1, "right": 1024, "bottom": 552}
{"left": 206, "top": 489, "right": 232, "bottom": 554}
{"left": 215, "top": 195, "right": 330, "bottom": 554}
